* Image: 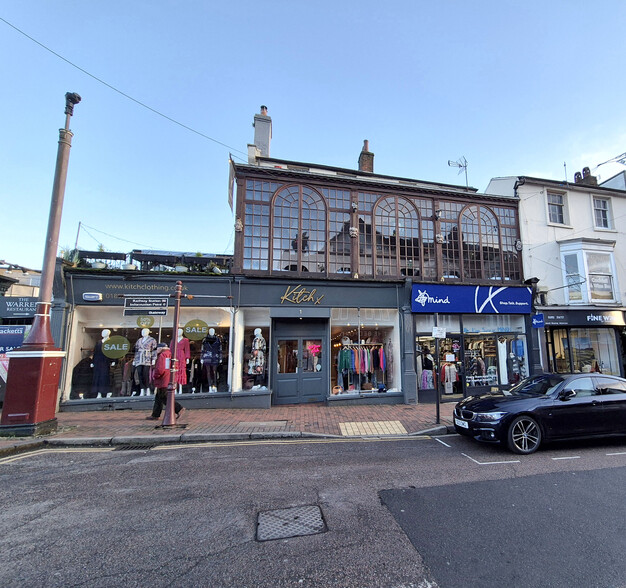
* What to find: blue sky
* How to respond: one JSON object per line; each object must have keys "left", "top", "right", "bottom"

{"left": 1, "top": 1, "right": 625, "bottom": 270}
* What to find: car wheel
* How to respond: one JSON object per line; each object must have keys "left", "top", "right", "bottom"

{"left": 507, "top": 415, "right": 542, "bottom": 454}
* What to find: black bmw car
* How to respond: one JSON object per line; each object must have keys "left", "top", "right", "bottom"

{"left": 454, "top": 373, "right": 626, "bottom": 454}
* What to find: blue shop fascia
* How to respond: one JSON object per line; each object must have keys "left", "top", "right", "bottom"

{"left": 411, "top": 282, "right": 536, "bottom": 402}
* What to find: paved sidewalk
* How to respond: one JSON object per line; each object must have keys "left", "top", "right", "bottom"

{"left": 0, "top": 401, "right": 456, "bottom": 455}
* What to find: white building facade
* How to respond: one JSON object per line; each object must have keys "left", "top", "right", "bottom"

{"left": 486, "top": 172, "right": 626, "bottom": 377}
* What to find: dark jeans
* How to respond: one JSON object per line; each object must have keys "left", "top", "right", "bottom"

{"left": 151, "top": 387, "right": 183, "bottom": 418}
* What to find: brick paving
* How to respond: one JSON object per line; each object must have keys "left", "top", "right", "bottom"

{"left": 0, "top": 401, "right": 456, "bottom": 453}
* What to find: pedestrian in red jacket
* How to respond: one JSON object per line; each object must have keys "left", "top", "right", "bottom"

{"left": 146, "top": 343, "right": 186, "bottom": 420}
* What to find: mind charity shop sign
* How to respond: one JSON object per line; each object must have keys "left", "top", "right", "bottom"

{"left": 411, "top": 284, "right": 532, "bottom": 314}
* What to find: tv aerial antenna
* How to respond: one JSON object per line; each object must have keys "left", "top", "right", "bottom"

{"left": 448, "top": 156, "right": 468, "bottom": 188}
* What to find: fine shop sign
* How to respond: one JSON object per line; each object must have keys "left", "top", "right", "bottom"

{"left": 123, "top": 296, "right": 168, "bottom": 316}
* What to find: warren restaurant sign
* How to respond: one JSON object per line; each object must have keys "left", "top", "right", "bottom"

{"left": 411, "top": 284, "right": 532, "bottom": 314}
{"left": 0, "top": 297, "right": 38, "bottom": 319}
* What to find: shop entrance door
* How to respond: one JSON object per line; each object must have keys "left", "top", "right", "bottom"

{"left": 273, "top": 320, "right": 327, "bottom": 405}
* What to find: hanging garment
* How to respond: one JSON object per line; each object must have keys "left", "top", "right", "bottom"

{"left": 421, "top": 368, "right": 434, "bottom": 389}
{"left": 133, "top": 336, "right": 157, "bottom": 367}
{"left": 498, "top": 338, "right": 509, "bottom": 385}
{"left": 71, "top": 357, "right": 93, "bottom": 399}
{"left": 120, "top": 359, "right": 133, "bottom": 396}
{"left": 170, "top": 337, "right": 191, "bottom": 385}
{"left": 338, "top": 347, "right": 352, "bottom": 371}
{"left": 110, "top": 362, "right": 124, "bottom": 396}
{"left": 91, "top": 340, "right": 111, "bottom": 398}
{"left": 250, "top": 336, "right": 266, "bottom": 373}
{"left": 201, "top": 336, "right": 222, "bottom": 366}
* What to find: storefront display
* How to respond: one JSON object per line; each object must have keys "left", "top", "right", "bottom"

{"left": 330, "top": 308, "right": 398, "bottom": 395}
{"left": 413, "top": 284, "right": 533, "bottom": 400}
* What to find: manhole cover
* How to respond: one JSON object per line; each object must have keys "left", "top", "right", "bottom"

{"left": 257, "top": 505, "right": 326, "bottom": 541}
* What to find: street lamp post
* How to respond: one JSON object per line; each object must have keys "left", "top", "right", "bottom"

{"left": 162, "top": 281, "right": 183, "bottom": 427}
{"left": 0, "top": 93, "right": 81, "bottom": 436}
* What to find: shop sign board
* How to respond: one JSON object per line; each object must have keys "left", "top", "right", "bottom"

{"left": 544, "top": 310, "right": 625, "bottom": 327}
{"left": 123, "top": 296, "right": 168, "bottom": 316}
{"left": 102, "top": 336, "right": 131, "bottom": 359}
{"left": 532, "top": 313, "right": 544, "bottom": 328}
{"left": 0, "top": 297, "right": 38, "bottom": 318}
{"left": 0, "top": 325, "right": 28, "bottom": 353}
{"left": 0, "top": 326, "right": 30, "bottom": 390}
{"left": 411, "top": 284, "right": 532, "bottom": 314}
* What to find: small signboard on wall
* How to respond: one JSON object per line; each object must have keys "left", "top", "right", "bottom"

{"left": 432, "top": 326, "right": 446, "bottom": 338}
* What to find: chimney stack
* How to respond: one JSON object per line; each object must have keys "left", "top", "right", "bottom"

{"left": 358, "top": 139, "right": 374, "bottom": 173}
{"left": 575, "top": 166, "right": 598, "bottom": 186}
{"left": 252, "top": 105, "right": 272, "bottom": 158}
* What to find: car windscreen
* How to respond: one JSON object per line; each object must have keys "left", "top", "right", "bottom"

{"left": 508, "top": 375, "right": 564, "bottom": 396}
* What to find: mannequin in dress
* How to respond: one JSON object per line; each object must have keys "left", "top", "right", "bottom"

{"left": 91, "top": 329, "right": 114, "bottom": 399}
{"left": 170, "top": 327, "right": 191, "bottom": 394}
{"left": 201, "top": 328, "right": 221, "bottom": 392}
{"left": 250, "top": 328, "right": 267, "bottom": 387}
{"left": 133, "top": 328, "right": 157, "bottom": 396}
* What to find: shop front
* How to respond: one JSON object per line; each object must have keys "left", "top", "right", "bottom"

{"left": 543, "top": 309, "right": 625, "bottom": 376}
{"left": 60, "top": 271, "right": 243, "bottom": 410}
{"left": 60, "top": 271, "right": 411, "bottom": 410}
{"left": 235, "top": 278, "right": 406, "bottom": 406}
{"left": 412, "top": 283, "right": 533, "bottom": 403}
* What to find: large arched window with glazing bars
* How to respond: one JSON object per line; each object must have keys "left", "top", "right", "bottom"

{"left": 271, "top": 185, "right": 327, "bottom": 273}
{"left": 240, "top": 179, "right": 520, "bottom": 281}
{"left": 438, "top": 203, "right": 520, "bottom": 282}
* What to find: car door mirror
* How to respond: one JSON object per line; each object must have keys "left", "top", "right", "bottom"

{"left": 560, "top": 389, "right": 576, "bottom": 400}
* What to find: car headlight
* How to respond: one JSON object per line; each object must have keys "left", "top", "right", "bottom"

{"left": 474, "top": 411, "right": 507, "bottom": 422}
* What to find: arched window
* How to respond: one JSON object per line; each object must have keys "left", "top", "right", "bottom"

{"left": 461, "top": 206, "right": 502, "bottom": 280}
{"left": 272, "top": 186, "right": 327, "bottom": 273}
{"left": 374, "top": 197, "right": 421, "bottom": 277}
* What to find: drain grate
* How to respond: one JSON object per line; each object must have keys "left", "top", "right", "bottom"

{"left": 257, "top": 505, "right": 326, "bottom": 541}
{"left": 114, "top": 444, "right": 157, "bottom": 451}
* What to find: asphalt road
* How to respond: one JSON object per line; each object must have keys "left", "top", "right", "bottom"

{"left": 0, "top": 434, "right": 624, "bottom": 587}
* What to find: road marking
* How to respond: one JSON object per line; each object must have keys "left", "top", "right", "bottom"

{"left": 606, "top": 451, "right": 626, "bottom": 456}
{"left": 153, "top": 436, "right": 432, "bottom": 450}
{"left": 461, "top": 452, "right": 521, "bottom": 465}
{"left": 435, "top": 438, "right": 451, "bottom": 447}
{"left": 0, "top": 447, "right": 114, "bottom": 465}
{"left": 551, "top": 456, "right": 581, "bottom": 461}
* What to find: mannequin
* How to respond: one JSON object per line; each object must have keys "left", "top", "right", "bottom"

{"left": 72, "top": 351, "right": 93, "bottom": 399}
{"left": 133, "top": 328, "right": 157, "bottom": 396}
{"left": 170, "top": 328, "right": 191, "bottom": 394}
{"left": 249, "top": 328, "right": 267, "bottom": 387}
{"left": 91, "top": 329, "right": 114, "bottom": 399}
{"left": 201, "top": 328, "right": 221, "bottom": 392}
{"left": 420, "top": 346, "right": 434, "bottom": 389}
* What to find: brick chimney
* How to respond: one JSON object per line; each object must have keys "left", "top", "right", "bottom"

{"left": 574, "top": 166, "right": 598, "bottom": 186}
{"left": 358, "top": 140, "right": 374, "bottom": 173}
{"left": 253, "top": 105, "right": 272, "bottom": 158}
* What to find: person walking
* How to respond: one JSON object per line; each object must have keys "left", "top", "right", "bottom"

{"left": 146, "top": 343, "right": 186, "bottom": 420}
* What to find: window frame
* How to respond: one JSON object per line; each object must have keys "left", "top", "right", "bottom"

{"left": 547, "top": 191, "right": 567, "bottom": 225}
{"left": 559, "top": 241, "right": 619, "bottom": 304}
{"left": 592, "top": 196, "right": 612, "bottom": 230}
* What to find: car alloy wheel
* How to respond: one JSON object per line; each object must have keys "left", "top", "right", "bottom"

{"left": 507, "top": 415, "right": 542, "bottom": 454}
